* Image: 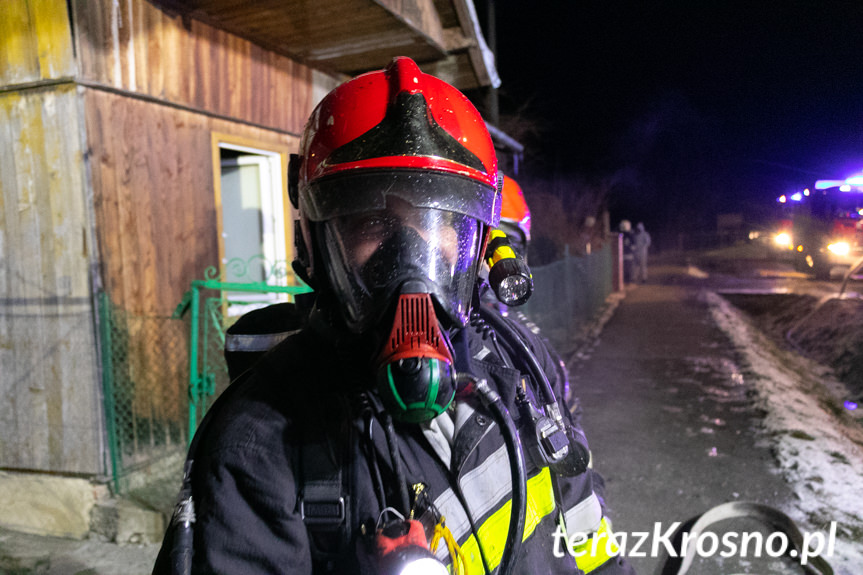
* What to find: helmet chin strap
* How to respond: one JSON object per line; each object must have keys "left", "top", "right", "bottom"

{"left": 373, "top": 284, "right": 458, "bottom": 423}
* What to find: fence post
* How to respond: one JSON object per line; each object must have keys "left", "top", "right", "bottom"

{"left": 188, "top": 283, "right": 201, "bottom": 443}
{"left": 98, "top": 292, "right": 122, "bottom": 492}
{"left": 612, "top": 233, "right": 625, "bottom": 292}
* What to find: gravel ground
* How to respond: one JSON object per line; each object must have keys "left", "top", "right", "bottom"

{"left": 0, "top": 527, "right": 159, "bottom": 575}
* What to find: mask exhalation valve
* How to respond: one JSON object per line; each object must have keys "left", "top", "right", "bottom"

{"left": 375, "top": 292, "right": 457, "bottom": 423}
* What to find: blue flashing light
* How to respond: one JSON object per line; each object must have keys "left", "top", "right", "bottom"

{"left": 844, "top": 400, "right": 858, "bottom": 411}
{"left": 815, "top": 180, "right": 845, "bottom": 190}
{"left": 840, "top": 185, "right": 852, "bottom": 192}
{"left": 790, "top": 192, "right": 803, "bottom": 201}
{"left": 846, "top": 174, "right": 863, "bottom": 186}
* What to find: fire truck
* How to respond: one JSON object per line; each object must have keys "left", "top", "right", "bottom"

{"left": 776, "top": 175, "right": 863, "bottom": 280}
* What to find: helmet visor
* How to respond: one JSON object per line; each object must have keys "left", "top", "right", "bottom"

{"left": 320, "top": 198, "right": 483, "bottom": 333}
{"left": 301, "top": 170, "right": 501, "bottom": 228}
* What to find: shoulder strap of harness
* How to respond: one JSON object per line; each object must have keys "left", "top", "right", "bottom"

{"left": 297, "top": 412, "right": 353, "bottom": 568}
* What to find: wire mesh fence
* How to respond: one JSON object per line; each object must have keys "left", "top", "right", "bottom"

{"left": 520, "top": 242, "right": 615, "bottom": 358}
{"left": 98, "top": 292, "right": 228, "bottom": 491}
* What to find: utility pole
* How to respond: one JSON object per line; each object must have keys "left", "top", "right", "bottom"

{"left": 485, "top": 0, "right": 499, "bottom": 127}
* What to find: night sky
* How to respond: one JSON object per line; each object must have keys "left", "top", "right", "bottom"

{"left": 489, "top": 1, "right": 863, "bottom": 235}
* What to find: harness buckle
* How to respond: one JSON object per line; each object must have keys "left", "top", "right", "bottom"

{"left": 300, "top": 496, "right": 346, "bottom": 525}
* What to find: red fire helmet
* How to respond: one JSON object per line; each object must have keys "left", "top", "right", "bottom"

{"left": 500, "top": 175, "right": 531, "bottom": 243}
{"left": 289, "top": 57, "right": 502, "bottom": 330}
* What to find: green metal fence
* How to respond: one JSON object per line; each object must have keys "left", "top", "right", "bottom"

{"left": 98, "top": 292, "right": 190, "bottom": 491}
{"left": 98, "top": 258, "right": 312, "bottom": 492}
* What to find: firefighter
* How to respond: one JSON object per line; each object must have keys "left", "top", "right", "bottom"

{"left": 154, "top": 57, "right": 635, "bottom": 575}
{"left": 498, "top": 175, "right": 532, "bottom": 263}
{"left": 483, "top": 175, "right": 572, "bottom": 401}
{"left": 481, "top": 175, "right": 619, "bottom": 566}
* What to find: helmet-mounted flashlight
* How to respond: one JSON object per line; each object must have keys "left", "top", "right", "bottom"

{"left": 485, "top": 228, "right": 533, "bottom": 306}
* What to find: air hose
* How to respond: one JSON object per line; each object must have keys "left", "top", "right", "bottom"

{"left": 456, "top": 374, "right": 527, "bottom": 575}
{"left": 476, "top": 307, "right": 556, "bottom": 406}
{"left": 476, "top": 306, "right": 590, "bottom": 477}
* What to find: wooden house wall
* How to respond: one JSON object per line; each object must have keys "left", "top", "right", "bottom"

{"left": 71, "top": 0, "right": 337, "bottom": 314}
{"left": 0, "top": 0, "right": 77, "bottom": 86}
{"left": 0, "top": 0, "right": 337, "bottom": 475}
{"left": 71, "top": 0, "right": 334, "bottom": 136}
{"left": 0, "top": 85, "right": 103, "bottom": 474}
{"left": 83, "top": 88, "right": 302, "bottom": 315}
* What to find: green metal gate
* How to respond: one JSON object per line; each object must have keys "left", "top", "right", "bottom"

{"left": 98, "top": 259, "right": 311, "bottom": 491}
{"left": 172, "top": 264, "right": 312, "bottom": 439}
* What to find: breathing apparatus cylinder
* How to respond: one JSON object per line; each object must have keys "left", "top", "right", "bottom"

{"left": 168, "top": 463, "right": 196, "bottom": 575}
{"left": 374, "top": 285, "right": 458, "bottom": 424}
{"left": 485, "top": 228, "right": 534, "bottom": 307}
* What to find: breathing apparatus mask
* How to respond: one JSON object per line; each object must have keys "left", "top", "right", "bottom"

{"left": 316, "top": 191, "right": 488, "bottom": 423}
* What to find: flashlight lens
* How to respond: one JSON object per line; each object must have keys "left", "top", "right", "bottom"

{"left": 498, "top": 275, "right": 531, "bottom": 305}
{"left": 399, "top": 557, "right": 450, "bottom": 574}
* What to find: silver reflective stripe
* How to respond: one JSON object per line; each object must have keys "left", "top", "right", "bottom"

{"left": 224, "top": 330, "right": 298, "bottom": 352}
{"left": 431, "top": 447, "right": 512, "bottom": 557}
{"left": 421, "top": 413, "right": 454, "bottom": 469}
{"left": 452, "top": 401, "right": 476, "bottom": 433}
{"left": 564, "top": 491, "right": 603, "bottom": 534}
{"left": 458, "top": 444, "right": 512, "bottom": 521}
{"left": 474, "top": 345, "right": 492, "bottom": 360}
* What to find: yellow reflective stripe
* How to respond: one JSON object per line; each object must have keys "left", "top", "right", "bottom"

{"left": 572, "top": 516, "right": 620, "bottom": 573}
{"left": 488, "top": 228, "right": 507, "bottom": 241}
{"left": 459, "top": 468, "right": 556, "bottom": 574}
{"left": 486, "top": 228, "right": 517, "bottom": 265}
{"left": 458, "top": 534, "right": 483, "bottom": 575}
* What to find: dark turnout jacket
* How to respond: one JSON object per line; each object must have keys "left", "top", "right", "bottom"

{"left": 154, "top": 309, "right": 635, "bottom": 575}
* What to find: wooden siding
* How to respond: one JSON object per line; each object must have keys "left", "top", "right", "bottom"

{"left": 158, "top": 0, "right": 447, "bottom": 75}
{"left": 84, "top": 88, "right": 302, "bottom": 315}
{"left": 72, "top": 0, "right": 330, "bottom": 136}
{"left": 0, "top": 0, "right": 77, "bottom": 86}
{"left": 0, "top": 85, "right": 102, "bottom": 474}
{"left": 0, "top": 0, "right": 331, "bottom": 476}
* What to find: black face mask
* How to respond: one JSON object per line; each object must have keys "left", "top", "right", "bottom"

{"left": 319, "top": 205, "right": 483, "bottom": 334}
{"left": 360, "top": 226, "right": 454, "bottom": 320}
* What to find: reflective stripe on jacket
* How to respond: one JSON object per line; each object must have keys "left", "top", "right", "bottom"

{"left": 154, "top": 310, "right": 634, "bottom": 575}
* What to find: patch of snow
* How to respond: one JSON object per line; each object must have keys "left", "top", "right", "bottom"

{"left": 706, "top": 290, "right": 863, "bottom": 574}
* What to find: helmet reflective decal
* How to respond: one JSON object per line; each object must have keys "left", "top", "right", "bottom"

{"left": 328, "top": 92, "right": 486, "bottom": 173}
